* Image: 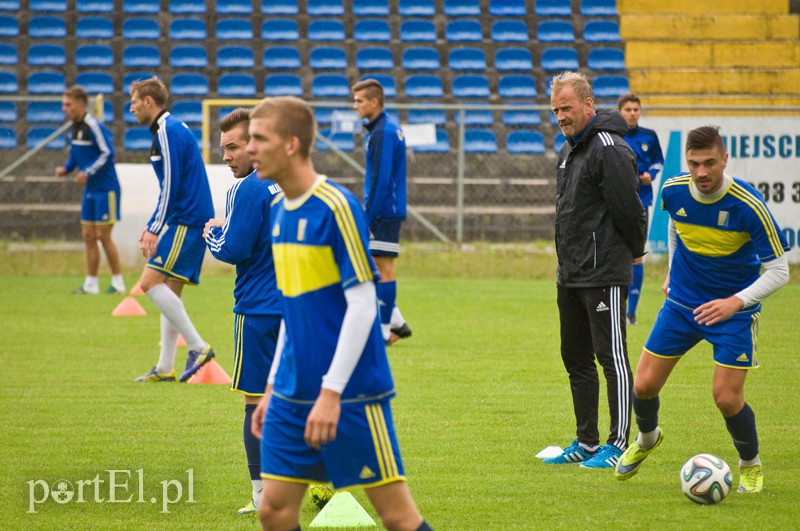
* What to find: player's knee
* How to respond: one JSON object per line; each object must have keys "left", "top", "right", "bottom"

{"left": 713, "top": 389, "right": 743, "bottom": 417}
{"left": 633, "top": 378, "right": 658, "bottom": 399}
{"left": 377, "top": 509, "right": 415, "bottom": 531}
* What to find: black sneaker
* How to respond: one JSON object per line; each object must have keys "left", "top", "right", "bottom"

{"left": 390, "top": 322, "right": 412, "bottom": 339}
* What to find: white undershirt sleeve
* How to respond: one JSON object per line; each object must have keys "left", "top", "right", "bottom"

{"left": 668, "top": 217, "right": 677, "bottom": 268}
{"left": 735, "top": 254, "right": 790, "bottom": 307}
{"left": 267, "top": 320, "right": 285, "bottom": 386}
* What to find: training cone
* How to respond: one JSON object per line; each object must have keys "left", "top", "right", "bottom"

{"left": 309, "top": 492, "right": 377, "bottom": 528}
{"left": 129, "top": 281, "right": 145, "bottom": 295}
{"left": 111, "top": 296, "right": 147, "bottom": 316}
{"left": 187, "top": 360, "right": 232, "bottom": 385}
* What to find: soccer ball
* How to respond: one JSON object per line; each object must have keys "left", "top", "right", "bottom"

{"left": 308, "top": 484, "right": 334, "bottom": 509}
{"left": 679, "top": 454, "right": 733, "bottom": 505}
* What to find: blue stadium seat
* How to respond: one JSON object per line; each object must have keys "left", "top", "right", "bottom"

{"left": 28, "top": 72, "right": 64, "bottom": 95}
{"left": 452, "top": 75, "right": 490, "bottom": 98}
{"left": 27, "top": 101, "right": 63, "bottom": 122}
{"left": 353, "top": 0, "right": 389, "bottom": 16}
{"left": 30, "top": 0, "right": 66, "bottom": 11}
{"left": 0, "top": 43, "right": 16, "bottom": 65}
{"left": 123, "top": 0, "right": 159, "bottom": 14}
{"left": 464, "top": 129, "right": 497, "bottom": 153}
{"left": 454, "top": 108, "right": 493, "bottom": 126}
{"left": 407, "top": 109, "right": 446, "bottom": 126}
{"left": 171, "top": 100, "right": 202, "bottom": 124}
{"left": 76, "top": 16, "right": 113, "bottom": 38}
{"left": 502, "top": 109, "right": 542, "bottom": 126}
{"left": 449, "top": 48, "right": 486, "bottom": 71}
{"left": 76, "top": 44, "right": 113, "bottom": 68}
{"left": 581, "top": 0, "right": 617, "bottom": 16}
{"left": 495, "top": 48, "right": 533, "bottom": 71}
{"left": 0, "top": 15, "right": 18, "bottom": 37}
{"left": 263, "top": 46, "right": 302, "bottom": 69}
{"left": 0, "top": 0, "right": 18, "bottom": 10}
{"left": 538, "top": 20, "right": 575, "bottom": 43}
{"left": 29, "top": 15, "right": 66, "bottom": 38}
{"left": 28, "top": 127, "right": 66, "bottom": 149}
{"left": 169, "top": 0, "right": 204, "bottom": 13}
{"left": 170, "top": 73, "right": 209, "bottom": 96}
{"left": 77, "top": 0, "right": 113, "bottom": 12}
{"left": 262, "top": 0, "right": 297, "bottom": 14}
{"left": 309, "top": 46, "right": 347, "bottom": 70}
{"left": 316, "top": 130, "right": 354, "bottom": 152}
{"left": 314, "top": 107, "right": 346, "bottom": 126}
{"left": 359, "top": 73, "right": 396, "bottom": 98}
{"left": 588, "top": 48, "right": 625, "bottom": 70}
{"left": 308, "top": 19, "right": 345, "bottom": 41}
{"left": 400, "top": 20, "right": 436, "bottom": 42}
{"left": 541, "top": 47, "right": 579, "bottom": 71}
{"left": 444, "top": 0, "right": 480, "bottom": 16}
{"left": 0, "top": 101, "right": 15, "bottom": 121}
{"left": 99, "top": 101, "right": 114, "bottom": 123}
{"left": 216, "top": 18, "right": 253, "bottom": 40}
{"left": 262, "top": 19, "right": 298, "bottom": 40}
{"left": 405, "top": 74, "right": 443, "bottom": 98}
{"left": 217, "top": 46, "right": 255, "bottom": 69}
{"left": 445, "top": 19, "right": 482, "bottom": 42}
{"left": 490, "top": 0, "right": 526, "bottom": 16}
{"left": 216, "top": 0, "right": 252, "bottom": 14}
{"left": 592, "top": 74, "right": 629, "bottom": 98}
{"left": 402, "top": 47, "right": 440, "bottom": 70}
{"left": 535, "top": 0, "right": 571, "bottom": 16}
{"left": 123, "top": 71, "right": 155, "bottom": 92}
{"left": 170, "top": 45, "right": 207, "bottom": 68}
{"left": 356, "top": 47, "right": 393, "bottom": 70}
{"left": 124, "top": 128, "right": 152, "bottom": 150}
{"left": 583, "top": 20, "right": 621, "bottom": 43}
{"left": 28, "top": 44, "right": 65, "bottom": 67}
{"left": 0, "top": 126, "right": 15, "bottom": 149}
{"left": 76, "top": 71, "right": 114, "bottom": 94}
{"left": 354, "top": 19, "right": 391, "bottom": 42}
{"left": 311, "top": 74, "right": 349, "bottom": 98}
{"left": 123, "top": 17, "right": 159, "bottom": 40}
{"left": 123, "top": 45, "right": 160, "bottom": 67}
{"left": 554, "top": 132, "right": 566, "bottom": 153}
{"left": 264, "top": 73, "right": 303, "bottom": 96}
{"left": 123, "top": 103, "right": 138, "bottom": 123}
{"left": 507, "top": 130, "right": 545, "bottom": 154}
{"left": 398, "top": 0, "right": 434, "bottom": 16}
{"left": 414, "top": 129, "right": 450, "bottom": 153}
{"left": 498, "top": 75, "right": 537, "bottom": 98}
{"left": 308, "top": 0, "right": 343, "bottom": 15}
{"left": 218, "top": 73, "right": 257, "bottom": 96}
{"left": 170, "top": 18, "right": 206, "bottom": 40}
{"left": 491, "top": 20, "right": 528, "bottom": 43}
{"left": 545, "top": 75, "right": 556, "bottom": 97}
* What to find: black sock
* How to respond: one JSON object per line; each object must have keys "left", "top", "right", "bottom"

{"left": 244, "top": 404, "right": 261, "bottom": 480}
{"left": 724, "top": 403, "right": 759, "bottom": 461}
{"left": 417, "top": 521, "right": 433, "bottom": 531}
{"left": 633, "top": 395, "right": 659, "bottom": 433}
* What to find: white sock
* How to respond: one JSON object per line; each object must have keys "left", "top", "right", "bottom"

{"left": 390, "top": 306, "right": 405, "bottom": 328}
{"left": 740, "top": 455, "right": 761, "bottom": 468}
{"left": 156, "top": 314, "right": 179, "bottom": 374}
{"left": 111, "top": 274, "right": 126, "bottom": 291}
{"left": 252, "top": 480, "right": 263, "bottom": 505}
{"left": 84, "top": 275, "right": 99, "bottom": 290}
{"left": 636, "top": 427, "right": 661, "bottom": 450}
{"left": 381, "top": 323, "right": 391, "bottom": 341}
{"left": 145, "top": 284, "right": 205, "bottom": 351}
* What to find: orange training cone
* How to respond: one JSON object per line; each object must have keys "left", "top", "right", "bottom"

{"left": 158, "top": 335, "right": 187, "bottom": 347}
{"left": 111, "top": 296, "right": 147, "bottom": 316}
{"left": 188, "top": 360, "right": 232, "bottom": 384}
{"left": 129, "top": 281, "right": 145, "bottom": 295}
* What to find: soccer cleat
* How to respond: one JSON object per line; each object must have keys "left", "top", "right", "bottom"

{"left": 737, "top": 464, "right": 763, "bottom": 493}
{"left": 179, "top": 345, "right": 215, "bottom": 382}
{"left": 237, "top": 499, "right": 257, "bottom": 515}
{"left": 134, "top": 367, "right": 176, "bottom": 382}
{"left": 615, "top": 430, "right": 665, "bottom": 480}
{"left": 73, "top": 285, "right": 99, "bottom": 295}
{"left": 542, "top": 439, "right": 596, "bottom": 464}
{"left": 390, "top": 322, "right": 413, "bottom": 339}
{"left": 106, "top": 285, "right": 126, "bottom": 295}
{"left": 580, "top": 444, "right": 623, "bottom": 469}
{"left": 626, "top": 314, "right": 637, "bottom": 326}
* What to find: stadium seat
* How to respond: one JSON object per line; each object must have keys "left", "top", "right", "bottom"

{"left": 170, "top": 18, "right": 206, "bottom": 40}
{"left": 171, "top": 100, "right": 202, "bottom": 124}
{"left": 402, "top": 47, "right": 440, "bottom": 70}
{"left": 29, "top": 71, "right": 65, "bottom": 94}
{"left": 0, "top": 101, "right": 13, "bottom": 122}
{"left": 217, "top": 46, "right": 255, "bottom": 69}
{"left": 170, "top": 45, "right": 207, "bottom": 68}
{"left": 263, "top": 46, "right": 302, "bottom": 70}
{"left": 216, "top": 18, "right": 253, "bottom": 40}
{"left": 502, "top": 109, "right": 542, "bottom": 126}
{"left": 356, "top": 47, "right": 394, "bottom": 70}
{"left": 123, "top": 17, "right": 159, "bottom": 40}
{"left": 454, "top": 108, "right": 493, "bottom": 126}
{"left": 554, "top": 132, "right": 566, "bottom": 153}
{"left": 308, "top": 19, "right": 345, "bottom": 41}
{"left": 444, "top": 0, "right": 480, "bottom": 16}
{"left": 216, "top": 0, "right": 252, "bottom": 14}
{"left": 76, "top": 44, "right": 113, "bottom": 68}
{"left": 171, "top": 73, "right": 209, "bottom": 96}
{"left": 398, "top": 0, "right": 434, "bottom": 16}
{"left": 413, "top": 129, "right": 450, "bottom": 153}
{"left": 123, "top": 45, "right": 160, "bottom": 67}
{"left": 123, "top": 71, "right": 155, "bottom": 92}
{"left": 491, "top": 21, "right": 528, "bottom": 43}
{"left": 77, "top": 0, "right": 113, "bottom": 12}
{"left": 309, "top": 46, "right": 347, "bottom": 70}
{"left": 538, "top": 21, "right": 575, "bottom": 43}
{"left": 545, "top": 75, "right": 556, "bottom": 97}
{"left": 27, "top": 101, "right": 64, "bottom": 122}
{"left": 452, "top": 75, "right": 490, "bottom": 98}
{"left": 445, "top": 20, "right": 482, "bottom": 42}
{"left": 0, "top": 126, "right": 15, "bottom": 149}
{"left": 498, "top": 75, "right": 537, "bottom": 98}
{"left": 76, "top": 71, "right": 114, "bottom": 94}
{"left": 0, "top": 43, "right": 16, "bottom": 65}
{"left": 490, "top": 0, "right": 526, "bottom": 16}
{"left": 581, "top": 0, "right": 617, "bottom": 16}
{"left": 27, "top": 44, "right": 65, "bottom": 67}
{"left": 592, "top": 74, "right": 630, "bottom": 98}
{"left": 123, "top": 105, "right": 138, "bottom": 124}
{"left": 28, "top": 15, "right": 66, "bottom": 38}
{"left": 30, "top": 0, "right": 66, "bottom": 11}
{"left": 314, "top": 107, "right": 345, "bottom": 126}
{"left": 217, "top": 73, "right": 256, "bottom": 97}
{"left": 400, "top": 20, "right": 436, "bottom": 42}
{"left": 495, "top": 48, "right": 533, "bottom": 71}
{"left": 588, "top": 48, "right": 625, "bottom": 70}
{"left": 0, "top": 0, "right": 17, "bottom": 9}
{"left": 311, "top": 74, "right": 349, "bottom": 98}
{"left": 407, "top": 109, "right": 446, "bottom": 126}
{"left": 76, "top": 16, "right": 113, "bottom": 38}
{"left": 464, "top": 129, "right": 498, "bottom": 153}
{"left": 28, "top": 127, "right": 66, "bottom": 149}
{"left": 358, "top": 73, "right": 396, "bottom": 98}
{"left": 169, "top": 0, "right": 204, "bottom": 13}
{"left": 541, "top": 47, "right": 579, "bottom": 71}
{"left": 101, "top": 100, "right": 116, "bottom": 123}
{"left": 316, "top": 130, "right": 354, "bottom": 152}
{"left": 124, "top": 127, "right": 152, "bottom": 150}
{"left": 405, "top": 74, "right": 443, "bottom": 98}
{"left": 507, "top": 130, "right": 545, "bottom": 154}
{"left": 549, "top": 108, "right": 558, "bottom": 125}
{"left": 262, "top": 19, "right": 298, "bottom": 41}
{"left": 0, "top": 15, "right": 18, "bottom": 37}
{"left": 262, "top": 0, "right": 297, "bottom": 14}
{"left": 449, "top": 48, "right": 487, "bottom": 71}
{"left": 308, "top": 0, "right": 343, "bottom": 16}
{"left": 123, "top": 0, "right": 159, "bottom": 14}
{"left": 354, "top": 19, "right": 391, "bottom": 42}
{"left": 264, "top": 73, "right": 303, "bottom": 96}
{"left": 535, "top": 0, "right": 571, "bottom": 16}
{"left": 583, "top": 21, "right": 621, "bottom": 43}
{"left": 353, "top": 0, "right": 389, "bottom": 16}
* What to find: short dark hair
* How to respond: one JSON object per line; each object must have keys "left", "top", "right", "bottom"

{"left": 130, "top": 77, "right": 169, "bottom": 107}
{"left": 250, "top": 96, "right": 316, "bottom": 159}
{"left": 219, "top": 107, "right": 251, "bottom": 137}
{"left": 617, "top": 93, "right": 641, "bottom": 109}
{"left": 352, "top": 78, "right": 384, "bottom": 106}
{"left": 686, "top": 125, "right": 725, "bottom": 154}
{"left": 64, "top": 85, "right": 88, "bottom": 104}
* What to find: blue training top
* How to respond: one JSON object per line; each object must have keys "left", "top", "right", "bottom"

{"left": 623, "top": 125, "right": 664, "bottom": 207}
{"left": 64, "top": 113, "right": 119, "bottom": 194}
{"left": 362, "top": 110, "right": 407, "bottom": 223}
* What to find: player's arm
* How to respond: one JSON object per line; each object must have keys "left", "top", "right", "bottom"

{"left": 82, "top": 120, "right": 113, "bottom": 178}
{"left": 364, "top": 128, "right": 388, "bottom": 221}
{"left": 252, "top": 320, "right": 285, "bottom": 440}
{"left": 146, "top": 130, "right": 182, "bottom": 235}
{"left": 205, "top": 184, "right": 259, "bottom": 265}
{"left": 598, "top": 144, "right": 647, "bottom": 258}
{"left": 646, "top": 133, "right": 665, "bottom": 181}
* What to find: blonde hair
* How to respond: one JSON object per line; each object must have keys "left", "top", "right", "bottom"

{"left": 130, "top": 77, "right": 169, "bottom": 107}
{"left": 250, "top": 97, "right": 316, "bottom": 159}
{"left": 549, "top": 71, "right": 593, "bottom": 101}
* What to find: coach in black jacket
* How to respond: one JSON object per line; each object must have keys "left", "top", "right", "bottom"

{"left": 543, "top": 72, "right": 647, "bottom": 469}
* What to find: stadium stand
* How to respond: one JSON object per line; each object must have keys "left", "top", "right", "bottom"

{"left": 454, "top": 108, "right": 493, "bottom": 126}
{"left": 308, "top": 19, "right": 346, "bottom": 41}
{"left": 76, "top": 71, "right": 114, "bottom": 94}
{"left": 452, "top": 75, "right": 490, "bottom": 98}
{"left": 171, "top": 100, "right": 202, "bottom": 124}
{"left": 215, "top": 0, "right": 252, "bottom": 15}
{"left": 537, "top": 20, "right": 576, "bottom": 43}
{"left": 27, "top": 127, "right": 66, "bottom": 149}
{"left": 264, "top": 73, "right": 303, "bottom": 96}
{"left": 263, "top": 46, "right": 302, "bottom": 69}
{"left": 535, "top": 0, "right": 571, "bottom": 17}
{"left": 412, "top": 129, "right": 450, "bottom": 153}
{"left": 495, "top": 48, "right": 534, "bottom": 72}
{"left": 360, "top": 73, "right": 397, "bottom": 97}
{"left": 583, "top": 20, "right": 621, "bottom": 43}
{"left": 29, "top": 15, "right": 66, "bottom": 38}
{"left": 262, "top": 19, "right": 299, "bottom": 41}
{"left": 170, "top": 73, "right": 209, "bottom": 96}
{"left": 0, "top": 126, "right": 15, "bottom": 148}
{"left": 354, "top": 19, "right": 392, "bottom": 42}
{"left": 588, "top": 48, "right": 625, "bottom": 71}
{"left": 77, "top": 0, "right": 114, "bottom": 12}
{"left": 464, "top": 129, "right": 498, "bottom": 153}
{"left": 398, "top": 0, "right": 435, "bottom": 16}
{"left": 352, "top": 0, "right": 389, "bottom": 16}
{"left": 402, "top": 47, "right": 440, "bottom": 70}
{"left": 123, "top": 45, "right": 160, "bottom": 67}
{"left": 554, "top": 132, "right": 566, "bottom": 153}
{"left": 502, "top": 110, "right": 542, "bottom": 126}
{"left": 405, "top": 74, "right": 444, "bottom": 98}
{"left": 218, "top": 73, "right": 257, "bottom": 96}
{"left": 27, "top": 101, "right": 63, "bottom": 122}
{"left": 311, "top": 73, "right": 350, "bottom": 98}
{"left": 216, "top": 18, "right": 253, "bottom": 40}
{"left": 449, "top": 48, "right": 487, "bottom": 71}
{"left": 445, "top": 19, "right": 482, "bottom": 42}
{"left": 489, "top": 0, "right": 527, "bottom": 16}
{"left": 217, "top": 46, "right": 255, "bottom": 69}
{"left": 170, "top": 19, "right": 206, "bottom": 40}
{"left": 262, "top": 0, "right": 297, "bottom": 14}
{"left": 30, "top": 0, "right": 66, "bottom": 11}
{"left": 444, "top": 0, "right": 481, "bottom": 17}
{"left": 491, "top": 21, "right": 529, "bottom": 43}
{"left": 0, "top": 14, "right": 17, "bottom": 36}
{"left": 169, "top": 0, "right": 205, "bottom": 14}
{"left": 507, "top": 130, "right": 545, "bottom": 154}
{"left": 123, "top": 127, "right": 152, "bottom": 150}
{"left": 76, "top": 16, "right": 114, "bottom": 38}
{"left": 541, "top": 47, "right": 580, "bottom": 71}
{"left": 581, "top": 0, "right": 617, "bottom": 16}
{"left": 498, "top": 75, "right": 538, "bottom": 98}
{"left": 316, "top": 130, "right": 355, "bottom": 151}
{"left": 0, "top": 43, "right": 16, "bottom": 65}
{"left": 308, "top": 0, "right": 344, "bottom": 16}
{"left": 356, "top": 47, "right": 394, "bottom": 70}
{"left": 309, "top": 46, "right": 347, "bottom": 70}
{"left": 76, "top": 44, "right": 114, "bottom": 68}
{"left": 407, "top": 108, "right": 446, "bottom": 125}
{"left": 0, "top": 101, "right": 15, "bottom": 121}
{"left": 592, "top": 74, "right": 630, "bottom": 98}
{"left": 28, "top": 44, "right": 66, "bottom": 67}
{"left": 400, "top": 20, "right": 437, "bottom": 42}
{"left": 0, "top": 0, "right": 17, "bottom": 9}
{"left": 123, "top": 0, "right": 159, "bottom": 14}
{"left": 170, "top": 45, "right": 208, "bottom": 68}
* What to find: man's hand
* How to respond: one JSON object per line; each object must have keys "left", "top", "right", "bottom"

{"left": 251, "top": 387, "right": 272, "bottom": 440}
{"left": 305, "top": 388, "right": 342, "bottom": 450}
{"left": 694, "top": 295, "right": 744, "bottom": 326}
{"left": 139, "top": 229, "right": 158, "bottom": 259}
{"left": 203, "top": 218, "right": 223, "bottom": 239}
{"left": 55, "top": 166, "right": 67, "bottom": 177}
{"left": 639, "top": 171, "right": 652, "bottom": 186}
{"left": 74, "top": 171, "right": 87, "bottom": 184}
{"left": 661, "top": 271, "right": 670, "bottom": 298}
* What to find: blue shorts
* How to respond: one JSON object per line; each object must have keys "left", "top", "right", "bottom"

{"left": 261, "top": 394, "right": 406, "bottom": 490}
{"left": 644, "top": 299, "right": 760, "bottom": 369}
{"left": 369, "top": 217, "right": 402, "bottom": 257}
{"left": 81, "top": 189, "right": 120, "bottom": 225}
{"left": 230, "top": 313, "right": 280, "bottom": 396}
{"left": 146, "top": 224, "right": 206, "bottom": 285}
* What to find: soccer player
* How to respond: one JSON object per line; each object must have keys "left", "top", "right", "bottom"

{"left": 203, "top": 108, "right": 283, "bottom": 515}
{"left": 352, "top": 79, "right": 412, "bottom": 345}
{"left": 618, "top": 93, "right": 665, "bottom": 325}
{"left": 546, "top": 72, "right": 647, "bottom": 469}
{"left": 615, "top": 126, "right": 790, "bottom": 494}
{"left": 128, "top": 77, "right": 216, "bottom": 384}
{"left": 247, "top": 96, "right": 433, "bottom": 531}
{"left": 56, "top": 85, "right": 125, "bottom": 295}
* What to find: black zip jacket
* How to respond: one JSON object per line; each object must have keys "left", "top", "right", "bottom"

{"left": 554, "top": 108, "right": 647, "bottom": 288}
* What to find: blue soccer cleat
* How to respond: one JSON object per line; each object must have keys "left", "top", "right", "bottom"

{"left": 581, "top": 444, "right": 623, "bottom": 469}
{"left": 179, "top": 345, "right": 215, "bottom": 382}
{"left": 134, "top": 367, "right": 176, "bottom": 382}
{"left": 542, "top": 439, "right": 596, "bottom": 464}
{"left": 615, "top": 430, "right": 664, "bottom": 480}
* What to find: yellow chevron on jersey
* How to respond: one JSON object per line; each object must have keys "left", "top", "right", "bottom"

{"left": 729, "top": 182, "right": 785, "bottom": 258}
{"left": 675, "top": 221, "right": 751, "bottom": 257}
{"left": 272, "top": 243, "right": 341, "bottom": 298}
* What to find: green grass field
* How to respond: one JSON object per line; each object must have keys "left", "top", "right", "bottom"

{"left": 1, "top": 245, "right": 798, "bottom": 530}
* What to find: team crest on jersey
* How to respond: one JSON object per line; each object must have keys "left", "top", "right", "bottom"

{"left": 396, "top": 129, "right": 404, "bottom": 142}
{"left": 676, "top": 207, "right": 687, "bottom": 217}
{"left": 297, "top": 218, "right": 308, "bottom": 241}
{"left": 272, "top": 223, "right": 280, "bottom": 237}
{"left": 641, "top": 143, "right": 648, "bottom": 152}
{"left": 717, "top": 211, "right": 730, "bottom": 227}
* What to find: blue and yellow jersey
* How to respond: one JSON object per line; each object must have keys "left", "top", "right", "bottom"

{"left": 662, "top": 173, "right": 789, "bottom": 308}
{"left": 64, "top": 113, "right": 119, "bottom": 194}
{"left": 270, "top": 176, "right": 394, "bottom": 403}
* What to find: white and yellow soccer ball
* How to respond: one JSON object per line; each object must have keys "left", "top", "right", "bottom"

{"left": 679, "top": 453, "right": 733, "bottom": 505}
